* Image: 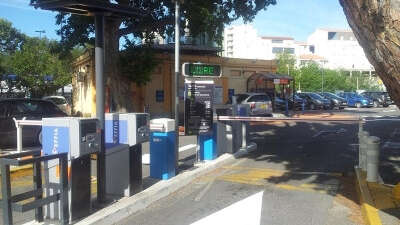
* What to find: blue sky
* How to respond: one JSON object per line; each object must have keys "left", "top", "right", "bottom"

{"left": 0, "top": 0, "right": 350, "bottom": 41}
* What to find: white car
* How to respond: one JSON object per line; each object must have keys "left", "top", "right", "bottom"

{"left": 234, "top": 93, "right": 273, "bottom": 116}
{"left": 42, "top": 96, "right": 71, "bottom": 115}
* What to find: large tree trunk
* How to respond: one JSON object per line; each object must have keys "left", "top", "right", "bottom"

{"left": 340, "top": 0, "right": 400, "bottom": 107}
{"left": 104, "top": 18, "right": 134, "bottom": 112}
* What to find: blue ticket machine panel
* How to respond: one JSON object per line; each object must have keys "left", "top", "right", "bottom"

{"left": 105, "top": 113, "right": 121, "bottom": 147}
{"left": 42, "top": 117, "right": 101, "bottom": 159}
{"left": 149, "top": 119, "right": 176, "bottom": 180}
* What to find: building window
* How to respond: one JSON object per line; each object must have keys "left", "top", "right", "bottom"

{"left": 271, "top": 39, "right": 283, "bottom": 43}
{"left": 328, "top": 32, "right": 336, "bottom": 40}
{"left": 272, "top": 47, "right": 283, "bottom": 54}
{"left": 309, "top": 45, "right": 315, "bottom": 53}
{"left": 284, "top": 48, "right": 295, "bottom": 54}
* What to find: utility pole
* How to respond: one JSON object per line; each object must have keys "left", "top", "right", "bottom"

{"left": 35, "top": 30, "right": 45, "bottom": 39}
{"left": 173, "top": 0, "right": 183, "bottom": 171}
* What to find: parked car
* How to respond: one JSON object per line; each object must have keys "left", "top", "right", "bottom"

{"left": 42, "top": 96, "right": 71, "bottom": 115}
{"left": 274, "top": 95, "right": 306, "bottom": 111}
{"left": 234, "top": 93, "right": 273, "bottom": 116}
{"left": 296, "top": 92, "right": 332, "bottom": 110}
{"left": 338, "top": 92, "right": 373, "bottom": 108}
{"left": 360, "top": 91, "right": 391, "bottom": 107}
{"left": 318, "top": 92, "right": 347, "bottom": 109}
{"left": 0, "top": 99, "right": 67, "bottom": 148}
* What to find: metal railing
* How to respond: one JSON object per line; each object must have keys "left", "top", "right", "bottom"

{"left": 0, "top": 151, "right": 69, "bottom": 225}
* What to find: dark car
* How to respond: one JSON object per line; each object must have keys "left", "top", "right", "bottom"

{"left": 0, "top": 99, "right": 67, "bottom": 148}
{"left": 275, "top": 95, "right": 307, "bottom": 111}
{"left": 297, "top": 92, "right": 332, "bottom": 110}
{"left": 318, "top": 92, "right": 348, "bottom": 109}
{"left": 360, "top": 91, "right": 391, "bottom": 107}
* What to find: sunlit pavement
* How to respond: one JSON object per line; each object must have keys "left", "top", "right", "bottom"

{"left": 118, "top": 106, "right": 400, "bottom": 225}
{"left": 3, "top": 106, "right": 400, "bottom": 225}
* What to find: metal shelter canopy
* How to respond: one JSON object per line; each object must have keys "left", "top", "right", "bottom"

{"left": 32, "top": 0, "right": 145, "bottom": 17}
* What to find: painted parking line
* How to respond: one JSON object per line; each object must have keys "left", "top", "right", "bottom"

{"left": 142, "top": 144, "right": 197, "bottom": 164}
{"left": 217, "top": 166, "right": 341, "bottom": 193}
{"left": 191, "top": 191, "right": 264, "bottom": 225}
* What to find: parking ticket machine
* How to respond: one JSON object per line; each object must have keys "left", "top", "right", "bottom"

{"left": 105, "top": 113, "right": 149, "bottom": 197}
{"left": 42, "top": 117, "right": 100, "bottom": 222}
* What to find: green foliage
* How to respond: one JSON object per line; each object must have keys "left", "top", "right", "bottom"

{"left": 275, "top": 53, "right": 383, "bottom": 92}
{"left": 0, "top": 18, "right": 26, "bottom": 54}
{"left": 119, "top": 41, "right": 160, "bottom": 86}
{"left": 9, "top": 38, "right": 71, "bottom": 97}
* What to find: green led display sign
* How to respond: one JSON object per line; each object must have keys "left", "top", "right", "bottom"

{"left": 183, "top": 63, "right": 221, "bottom": 77}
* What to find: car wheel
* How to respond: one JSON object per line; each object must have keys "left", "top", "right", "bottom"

{"left": 339, "top": 107, "right": 344, "bottom": 110}
{"left": 373, "top": 101, "right": 379, "bottom": 108}
{"left": 37, "top": 130, "right": 42, "bottom": 145}
{"left": 310, "top": 104, "right": 316, "bottom": 110}
{"left": 383, "top": 104, "right": 389, "bottom": 108}
{"left": 355, "top": 102, "right": 362, "bottom": 108}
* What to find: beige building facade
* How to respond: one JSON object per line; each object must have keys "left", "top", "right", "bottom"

{"left": 72, "top": 50, "right": 277, "bottom": 118}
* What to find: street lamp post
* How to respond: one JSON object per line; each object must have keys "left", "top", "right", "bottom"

{"left": 35, "top": 30, "right": 45, "bottom": 39}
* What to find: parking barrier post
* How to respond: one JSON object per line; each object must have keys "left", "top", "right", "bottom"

{"left": 361, "top": 131, "right": 370, "bottom": 171}
{"left": 366, "top": 136, "right": 381, "bottom": 182}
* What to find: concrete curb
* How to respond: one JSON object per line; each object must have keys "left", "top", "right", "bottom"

{"left": 354, "top": 167, "right": 383, "bottom": 225}
{"left": 76, "top": 151, "right": 248, "bottom": 225}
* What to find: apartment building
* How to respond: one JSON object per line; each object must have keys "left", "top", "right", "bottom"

{"left": 223, "top": 25, "right": 374, "bottom": 74}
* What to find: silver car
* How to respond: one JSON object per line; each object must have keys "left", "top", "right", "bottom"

{"left": 235, "top": 93, "right": 273, "bottom": 116}
{"left": 42, "top": 96, "right": 71, "bottom": 115}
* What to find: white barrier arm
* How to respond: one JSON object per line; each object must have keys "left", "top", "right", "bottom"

{"left": 13, "top": 118, "right": 43, "bottom": 153}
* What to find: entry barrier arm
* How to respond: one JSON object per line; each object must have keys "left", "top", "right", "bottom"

{"left": 215, "top": 116, "right": 360, "bottom": 122}
{"left": 12, "top": 118, "right": 43, "bottom": 153}
{"left": 0, "top": 152, "right": 69, "bottom": 225}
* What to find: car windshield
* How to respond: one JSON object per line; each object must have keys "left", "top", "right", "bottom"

{"left": 12, "top": 100, "right": 64, "bottom": 116}
{"left": 46, "top": 97, "right": 66, "bottom": 105}
{"left": 235, "top": 94, "right": 250, "bottom": 103}
{"left": 308, "top": 93, "right": 325, "bottom": 100}
{"left": 324, "top": 92, "right": 342, "bottom": 99}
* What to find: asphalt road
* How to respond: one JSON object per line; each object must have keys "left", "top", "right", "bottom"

{"left": 118, "top": 105, "right": 400, "bottom": 225}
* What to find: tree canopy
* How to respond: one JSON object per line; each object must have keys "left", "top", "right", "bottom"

{"left": 30, "top": 0, "right": 277, "bottom": 52}
{"left": 276, "top": 52, "right": 382, "bottom": 93}
{"left": 0, "top": 18, "right": 72, "bottom": 98}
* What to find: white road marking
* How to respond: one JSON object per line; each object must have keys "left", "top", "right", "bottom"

{"left": 312, "top": 128, "right": 347, "bottom": 138}
{"left": 382, "top": 109, "right": 396, "bottom": 113}
{"left": 194, "top": 180, "right": 215, "bottom": 202}
{"left": 142, "top": 144, "right": 197, "bottom": 164}
{"left": 383, "top": 141, "right": 400, "bottom": 149}
{"left": 190, "top": 191, "right": 264, "bottom": 225}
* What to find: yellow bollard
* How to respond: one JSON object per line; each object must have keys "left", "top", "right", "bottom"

{"left": 393, "top": 183, "right": 400, "bottom": 205}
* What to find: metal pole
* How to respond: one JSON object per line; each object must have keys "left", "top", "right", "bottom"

{"left": 17, "top": 125, "right": 22, "bottom": 153}
{"left": 366, "top": 136, "right": 380, "bottom": 182}
{"left": 322, "top": 66, "right": 324, "bottom": 92}
{"left": 174, "top": 0, "right": 180, "bottom": 171}
{"left": 95, "top": 14, "right": 106, "bottom": 203}
{"left": 241, "top": 121, "right": 246, "bottom": 148}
